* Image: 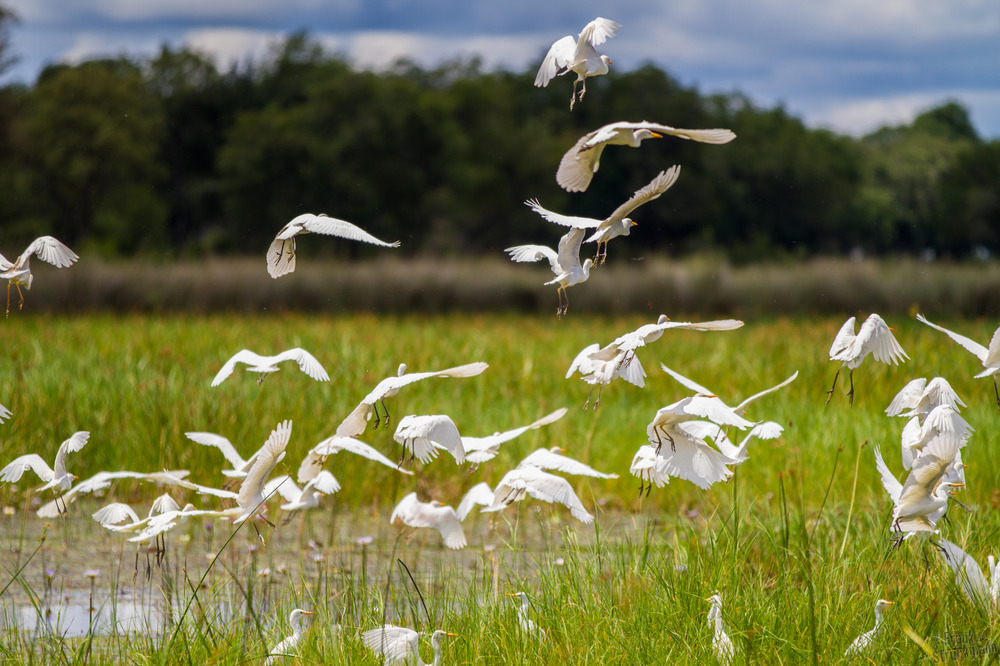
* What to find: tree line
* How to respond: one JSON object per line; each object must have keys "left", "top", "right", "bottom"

{"left": 0, "top": 30, "right": 997, "bottom": 263}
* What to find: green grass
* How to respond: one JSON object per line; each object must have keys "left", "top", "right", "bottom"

{"left": 1, "top": 312, "right": 999, "bottom": 663}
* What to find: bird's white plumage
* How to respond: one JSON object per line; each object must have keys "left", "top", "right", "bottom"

{"left": 518, "top": 447, "right": 618, "bottom": 479}
{"left": 456, "top": 482, "right": 494, "bottom": 521}
{"left": 844, "top": 599, "right": 893, "bottom": 656}
{"left": 484, "top": 466, "right": 594, "bottom": 523}
{"left": 590, "top": 315, "right": 744, "bottom": 366}
{"left": 937, "top": 538, "right": 998, "bottom": 614}
{"left": 235, "top": 420, "right": 293, "bottom": 524}
{"left": 267, "top": 213, "right": 400, "bottom": 278}
{"left": 460, "top": 408, "right": 568, "bottom": 464}
{"left": 556, "top": 121, "right": 736, "bottom": 192}
{"left": 264, "top": 609, "right": 314, "bottom": 665}
{"left": 362, "top": 626, "right": 455, "bottom": 666}
{"left": 210, "top": 348, "right": 329, "bottom": 386}
{"left": 507, "top": 228, "right": 592, "bottom": 316}
{"left": 393, "top": 414, "right": 466, "bottom": 465}
{"left": 534, "top": 18, "right": 621, "bottom": 109}
{"left": 707, "top": 593, "right": 734, "bottom": 665}
{"left": 297, "top": 434, "right": 412, "bottom": 484}
{"left": 0, "top": 403, "right": 11, "bottom": 424}
{"left": 390, "top": 492, "right": 467, "bottom": 549}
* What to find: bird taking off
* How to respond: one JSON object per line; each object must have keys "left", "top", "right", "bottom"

{"left": 826, "top": 313, "right": 907, "bottom": 406}
{"left": 534, "top": 18, "right": 621, "bottom": 110}
{"left": 267, "top": 213, "right": 400, "bottom": 278}
{"left": 0, "top": 236, "right": 79, "bottom": 316}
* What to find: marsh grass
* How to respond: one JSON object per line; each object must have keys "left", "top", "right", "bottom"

{"left": 1, "top": 312, "right": 999, "bottom": 663}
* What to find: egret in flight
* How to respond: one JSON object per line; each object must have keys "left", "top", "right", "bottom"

{"left": 210, "top": 348, "right": 329, "bottom": 386}
{"left": 556, "top": 121, "right": 736, "bottom": 192}
{"left": 0, "top": 235, "right": 79, "bottom": 316}
{"left": 267, "top": 213, "right": 400, "bottom": 278}
{"left": 0, "top": 431, "right": 90, "bottom": 513}
{"left": 534, "top": 17, "right": 621, "bottom": 110}
{"left": 916, "top": 313, "right": 1000, "bottom": 408}
{"left": 390, "top": 491, "right": 474, "bottom": 549}
{"left": 826, "top": 313, "right": 908, "bottom": 406}
{"left": 362, "top": 625, "right": 456, "bottom": 666}
{"left": 526, "top": 166, "right": 680, "bottom": 264}
{"left": 506, "top": 227, "right": 592, "bottom": 317}
{"left": 297, "top": 434, "right": 413, "bottom": 484}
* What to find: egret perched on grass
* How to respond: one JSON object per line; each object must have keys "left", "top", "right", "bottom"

{"left": 362, "top": 625, "right": 456, "bottom": 666}
{"left": 826, "top": 313, "right": 908, "bottom": 406}
{"left": 844, "top": 599, "right": 893, "bottom": 656}
{"left": 526, "top": 167, "right": 680, "bottom": 265}
{"left": 0, "top": 235, "right": 79, "bottom": 316}
{"left": 916, "top": 313, "right": 1000, "bottom": 407}
{"left": 556, "top": 121, "right": 736, "bottom": 192}
{"left": 506, "top": 227, "right": 592, "bottom": 317}
{"left": 507, "top": 592, "right": 546, "bottom": 640}
{"left": 297, "top": 433, "right": 413, "bottom": 484}
{"left": 210, "top": 348, "right": 329, "bottom": 386}
{"left": 534, "top": 17, "right": 621, "bottom": 110}
{"left": 706, "top": 593, "right": 734, "bottom": 665}
{"left": 336, "top": 361, "right": 489, "bottom": 436}
{"left": 0, "top": 431, "right": 90, "bottom": 514}
{"left": 264, "top": 609, "right": 314, "bottom": 665}
{"left": 267, "top": 213, "right": 400, "bottom": 278}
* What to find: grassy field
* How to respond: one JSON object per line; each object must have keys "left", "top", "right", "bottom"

{"left": 1, "top": 311, "right": 999, "bottom": 663}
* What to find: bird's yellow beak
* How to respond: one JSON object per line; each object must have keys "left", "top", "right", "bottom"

{"left": 884, "top": 601, "right": 895, "bottom": 605}
{"left": 608, "top": 59, "right": 613, "bottom": 65}
{"left": 446, "top": 632, "right": 458, "bottom": 637}
{"left": 301, "top": 611, "right": 315, "bottom": 615}
{"left": 650, "top": 132, "right": 663, "bottom": 138}
{"left": 630, "top": 221, "right": 638, "bottom": 227}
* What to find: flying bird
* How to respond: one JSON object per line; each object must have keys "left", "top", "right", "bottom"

{"left": 566, "top": 343, "right": 642, "bottom": 410}
{"left": 556, "top": 121, "right": 736, "bottom": 192}
{"left": 336, "top": 361, "right": 489, "bottom": 436}
{"left": 210, "top": 348, "right": 329, "bottom": 386}
{"left": 844, "top": 599, "right": 894, "bottom": 656}
{"left": 390, "top": 492, "right": 469, "bottom": 549}
{"left": 460, "top": 408, "right": 568, "bottom": 465}
{"left": 0, "top": 235, "right": 79, "bottom": 316}
{"left": 483, "top": 465, "right": 594, "bottom": 523}
{"left": 826, "top": 314, "right": 908, "bottom": 406}
{"left": 393, "top": 414, "right": 466, "bottom": 465}
{"left": 296, "top": 434, "right": 413, "bottom": 484}
{"left": 525, "top": 166, "right": 680, "bottom": 264}
{"left": 589, "top": 315, "right": 745, "bottom": 371}
{"left": 506, "top": 227, "right": 592, "bottom": 317}
{"left": 36, "top": 469, "right": 191, "bottom": 518}
{"left": 267, "top": 213, "right": 400, "bottom": 278}
{"left": 262, "top": 471, "right": 341, "bottom": 512}
{"left": 362, "top": 625, "right": 456, "bottom": 666}
{"left": 534, "top": 17, "right": 621, "bottom": 110}
{"left": 0, "top": 431, "right": 90, "bottom": 513}
{"left": 0, "top": 403, "right": 11, "bottom": 424}
{"left": 885, "top": 377, "right": 965, "bottom": 418}
{"left": 916, "top": 313, "right": 1000, "bottom": 408}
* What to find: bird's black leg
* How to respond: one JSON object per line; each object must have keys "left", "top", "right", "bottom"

{"left": 380, "top": 399, "right": 391, "bottom": 428}
{"left": 847, "top": 370, "right": 856, "bottom": 407}
{"left": 372, "top": 402, "right": 382, "bottom": 430}
{"left": 824, "top": 367, "right": 841, "bottom": 405}
{"left": 582, "top": 386, "right": 595, "bottom": 411}
{"left": 593, "top": 384, "right": 603, "bottom": 410}
{"left": 993, "top": 377, "right": 1000, "bottom": 411}
{"left": 5, "top": 283, "right": 10, "bottom": 318}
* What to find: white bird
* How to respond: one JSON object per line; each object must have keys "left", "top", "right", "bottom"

{"left": 506, "top": 227, "right": 592, "bottom": 317}
{"left": 826, "top": 314, "right": 908, "bottom": 406}
{"left": 525, "top": 167, "right": 680, "bottom": 265}
{"left": 706, "top": 593, "right": 734, "bottom": 665}
{"left": 844, "top": 599, "right": 894, "bottom": 656}
{"left": 534, "top": 17, "right": 621, "bottom": 110}
{"left": 518, "top": 446, "right": 618, "bottom": 479}
{"left": 566, "top": 343, "right": 643, "bottom": 410}
{"left": 884, "top": 435, "right": 963, "bottom": 538}
{"left": 185, "top": 430, "right": 274, "bottom": 478}
{"left": 297, "top": 434, "right": 413, "bottom": 484}
{"left": 93, "top": 493, "right": 181, "bottom": 531}
{"left": 125, "top": 503, "right": 224, "bottom": 547}
{"left": 589, "top": 315, "right": 745, "bottom": 371}
{"left": 267, "top": 213, "right": 400, "bottom": 278}
{"left": 885, "top": 377, "right": 965, "bottom": 418}
{"left": 36, "top": 469, "right": 191, "bottom": 518}
{"left": 264, "top": 609, "right": 315, "bottom": 665}
{"left": 659, "top": 364, "right": 799, "bottom": 419}
{"left": 898, "top": 404, "right": 972, "bottom": 469}
{"left": 393, "top": 414, "right": 466, "bottom": 465}
{"left": 390, "top": 492, "right": 468, "bottom": 549}
{"left": 630, "top": 445, "right": 672, "bottom": 495}
{"left": 460, "top": 408, "right": 568, "bottom": 465}
{"left": 936, "top": 538, "right": 998, "bottom": 615}
{"left": 210, "top": 348, "right": 329, "bottom": 387}
{"left": 233, "top": 420, "right": 293, "bottom": 533}
{"left": 916, "top": 313, "right": 1000, "bottom": 407}
{"left": 0, "top": 236, "right": 79, "bottom": 316}
{"left": 336, "top": 361, "right": 489, "bottom": 436}
{"left": 647, "top": 396, "right": 755, "bottom": 454}
{"left": 0, "top": 403, "right": 11, "bottom": 424}
{"left": 483, "top": 465, "right": 593, "bottom": 523}
{"left": 0, "top": 432, "right": 90, "bottom": 512}
{"left": 556, "top": 121, "right": 737, "bottom": 192}
{"left": 507, "top": 592, "right": 546, "bottom": 640}
{"left": 263, "top": 471, "right": 340, "bottom": 512}
{"left": 455, "top": 482, "right": 495, "bottom": 521}
{"left": 362, "top": 625, "right": 456, "bottom": 666}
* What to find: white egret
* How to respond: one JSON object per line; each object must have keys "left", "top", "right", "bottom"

{"left": 390, "top": 492, "right": 468, "bottom": 549}
{"left": 937, "top": 538, "right": 998, "bottom": 615}
{"left": 455, "top": 482, "right": 494, "bottom": 521}
{"left": 826, "top": 313, "right": 908, "bottom": 406}
{"left": 506, "top": 227, "right": 592, "bottom": 317}
{"left": 267, "top": 213, "right": 400, "bottom": 278}
{"left": 263, "top": 471, "right": 340, "bottom": 512}
{"left": 589, "top": 315, "right": 745, "bottom": 371}
{"left": 297, "top": 434, "right": 413, "bottom": 484}
{"left": 659, "top": 364, "right": 798, "bottom": 417}
{"left": 646, "top": 423, "right": 739, "bottom": 490}
{"left": 185, "top": 430, "right": 275, "bottom": 478}
{"left": 647, "top": 396, "right": 755, "bottom": 454}
{"left": 483, "top": 465, "right": 593, "bottom": 523}
{"left": 126, "top": 503, "right": 226, "bottom": 549}
{"left": 393, "top": 414, "right": 465, "bottom": 465}
{"left": 844, "top": 599, "right": 893, "bottom": 656}
{"left": 0, "top": 235, "right": 79, "bottom": 315}
{"left": 362, "top": 625, "right": 456, "bottom": 666}
{"left": 507, "top": 592, "right": 546, "bottom": 640}
{"left": 630, "top": 445, "right": 671, "bottom": 495}
{"left": 566, "top": 343, "right": 643, "bottom": 410}
{"left": 460, "top": 408, "right": 568, "bottom": 464}
{"left": 518, "top": 446, "right": 618, "bottom": 479}
{"left": 234, "top": 420, "right": 293, "bottom": 529}
{"left": 556, "top": 121, "right": 736, "bottom": 192}
{"left": 1, "top": 431, "right": 90, "bottom": 513}
{"left": 888, "top": 435, "right": 963, "bottom": 538}
{"left": 899, "top": 404, "right": 972, "bottom": 469}
{"left": 210, "top": 348, "right": 329, "bottom": 386}
{"left": 916, "top": 313, "right": 1000, "bottom": 407}
{"left": 0, "top": 403, "right": 11, "bottom": 424}
{"left": 526, "top": 167, "right": 680, "bottom": 264}
{"left": 885, "top": 376, "right": 965, "bottom": 418}
{"left": 706, "top": 593, "right": 734, "bottom": 665}
{"left": 264, "top": 609, "right": 314, "bottom": 665}
{"left": 36, "top": 469, "right": 191, "bottom": 518}
{"left": 681, "top": 420, "right": 784, "bottom": 465}
{"left": 336, "top": 361, "right": 489, "bottom": 436}
{"left": 534, "top": 17, "right": 621, "bottom": 110}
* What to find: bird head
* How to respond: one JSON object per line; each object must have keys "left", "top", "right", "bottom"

{"left": 874, "top": 599, "right": 894, "bottom": 612}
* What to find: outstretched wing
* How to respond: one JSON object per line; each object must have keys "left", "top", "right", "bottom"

{"left": 916, "top": 313, "right": 989, "bottom": 363}
{"left": 0, "top": 454, "right": 54, "bottom": 483}
{"left": 274, "top": 348, "right": 330, "bottom": 382}
{"left": 524, "top": 198, "right": 599, "bottom": 229}
{"left": 621, "top": 121, "right": 737, "bottom": 145}
{"left": 185, "top": 432, "right": 247, "bottom": 471}
{"left": 457, "top": 482, "right": 494, "bottom": 521}
{"left": 534, "top": 35, "right": 576, "bottom": 87}
{"left": 603, "top": 166, "right": 681, "bottom": 227}
{"left": 301, "top": 214, "right": 401, "bottom": 248}
{"left": 21, "top": 236, "right": 79, "bottom": 268}
{"left": 211, "top": 349, "right": 267, "bottom": 387}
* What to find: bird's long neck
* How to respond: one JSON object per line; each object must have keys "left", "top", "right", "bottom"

{"left": 872, "top": 607, "right": 884, "bottom": 634}
{"left": 428, "top": 635, "right": 441, "bottom": 666}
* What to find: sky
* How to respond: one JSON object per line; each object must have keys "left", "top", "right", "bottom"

{"left": 5, "top": 0, "right": 1000, "bottom": 138}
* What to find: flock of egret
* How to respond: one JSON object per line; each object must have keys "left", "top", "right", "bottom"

{"left": 1, "top": 16, "right": 997, "bottom": 664}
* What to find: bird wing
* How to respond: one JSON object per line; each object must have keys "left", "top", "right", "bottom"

{"left": 156, "top": 472, "right": 239, "bottom": 500}
{"left": 390, "top": 492, "right": 420, "bottom": 524}
{"left": 577, "top": 17, "right": 621, "bottom": 47}
{"left": 657, "top": 435, "right": 734, "bottom": 490}
{"left": 937, "top": 538, "right": 991, "bottom": 606}
{"left": 567, "top": 343, "right": 601, "bottom": 378}
{"left": 534, "top": 35, "right": 576, "bottom": 87}
{"left": 457, "top": 482, "right": 494, "bottom": 521}
{"left": 301, "top": 214, "right": 401, "bottom": 247}
{"left": 732, "top": 371, "right": 799, "bottom": 412}
{"left": 983, "top": 326, "right": 1000, "bottom": 369}
{"left": 828, "top": 317, "right": 857, "bottom": 359}
{"left": 266, "top": 237, "right": 296, "bottom": 278}
{"left": 915, "top": 314, "right": 988, "bottom": 362}
{"left": 211, "top": 349, "right": 266, "bottom": 386}
{"left": 885, "top": 378, "right": 928, "bottom": 417}
{"left": 0, "top": 454, "right": 55, "bottom": 483}
{"left": 53, "top": 431, "right": 90, "bottom": 477}
{"left": 307, "top": 470, "right": 341, "bottom": 496}
{"left": 238, "top": 420, "right": 292, "bottom": 509}
{"left": 299, "top": 435, "right": 411, "bottom": 484}
{"left": 659, "top": 363, "right": 714, "bottom": 395}
{"left": 602, "top": 166, "right": 681, "bottom": 227}
{"left": 362, "top": 625, "right": 419, "bottom": 662}
{"left": 873, "top": 445, "right": 903, "bottom": 503}
{"left": 394, "top": 414, "right": 465, "bottom": 464}
{"left": 555, "top": 132, "right": 605, "bottom": 192}
{"left": 506, "top": 243, "right": 560, "bottom": 270}
{"left": 185, "top": 432, "right": 247, "bottom": 470}
{"left": 923, "top": 377, "right": 966, "bottom": 412}
{"left": 621, "top": 121, "right": 737, "bottom": 145}
{"left": 518, "top": 448, "right": 618, "bottom": 478}
{"left": 683, "top": 396, "right": 755, "bottom": 429}
{"left": 897, "top": 435, "right": 959, "bottom": 506}
{"left": 93, "top": 502, "right": 141, "bottom": 526}
{"left": 21, "top": 236, "right": 79, "bottom": 268}
{"left": 334, "top": 402, "right": 372, "bottom": 438}
{"left": 262, "top": 475, "right": 301, "bottom": 504}
{"left": 274, "top": 348, "right": 330, "bottom": 382}
{"left": 494, "top": 467, "right": 594, "bottom": 523}
{"left": 856, "top": 314, "right": 908, "bottom": 365}
{"left": 462, "top": 409, "right": 567, "bottom": 462}
{"left": 524, "top": 198, "right": 599, "bottom": 229}
{"left": 150, "top": 493, "right": 181, "bottom": 515}
{"left": 393, "top": 498, "right": 466, "bottom": 548}
{"left": 369, "top": 361, "right": 490, "bottom": 400}
{"left": 554, "top": 227, "right": 585, "bottom": 276}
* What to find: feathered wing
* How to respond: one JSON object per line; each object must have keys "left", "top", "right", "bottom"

{"left": 0, "top": 454, "right": 55, "bottom": 483}
{"left": 266, "top": 237, "right": 295, "bottom": 278}
{"left": 300, "top": 214, "right": 401, "bottom": 247}
{"left": 211, "top": 349, "right": 265, "bottom": 386}
{"left": 238, "top": 420, "right": 293, "bottom": 511}
{"left": 555, "top": 132, "right": 604, "bottom": 192}
{"left": 506, "top": 243, "right": 560, "bottom": 272}
{"left": 52, "top": 431, "right": 90, "bottom": 478}
{"left": 21, "top": 236, "right": 79, "bottom": 268}
{"left": 937, "top": 538, "right": 991, "bottom": 607}
{"left": 262, "top": 475, "right": 301, "bottom": 505}
{"left": 659, "top": 363, "right": 714, "bottom": 395}
{"left": 93, "top": 502, "right": 141, "bottom": 526}
{"left": 857, "top": 314, "right": 908, "bottom": 365}
{"left": 874, "top": 445, "right": 903, "bottom": 503}
{"left": 553, "top": 228, "right": 586, "bottom": 278}
{"left": 601, "top": 166, "right": 680, "bottom": 228}
{"left": 362, "top": 625, "right": 420, "bottom": 663}
{"left": 0, "top": 403, "right": 10, "bottom": 423}
{"left": 628, "top": 121, "right": 736, "bottom": 145}
{"left": 456, "top": 482, "right": 494, "bottom": 521}
{"left": 518, "top": 448, "right": 618, "bottom": 478}
{"left": 185, "top": 432, "right": 247, "bottom": 471}
{"left": 567, "top": 343, "right": 601, "bottom": 378}
{"left": 394, "top": 414, "right": 465, "bottom": 464}
{"left": 274, "top": 348, "right": 330, "bottom": 382}
{"left": 732, "top": 371, "right": 799, "bottom": 412}
{"left": 829, "top": 317, "right": 857, "bottom": 359}
{"left": 915, "top": 314, "right": 989, "bottom": 362}
{"left": 885, "top": 378, "right": 928, "bottom": 417}
{"left": 334, "top": 402, "right": 372, "bottom": 438}
{"left": 524, "top": 198, "right": 598, "bottom": 229}
{"left": 487, "top": 467, "right": 593, "bottom": 523}
{"left": 534, "top": 35, "right": 577, "bottom": 87}
{"left": 577, "top": 17, "right": 621, "bottom": 48}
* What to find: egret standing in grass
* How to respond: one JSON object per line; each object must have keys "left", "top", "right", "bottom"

{"left": 264, "top": 609, "right": 314, "bottom": 665}
{"left": 362, "top": 625, "right": 456, "bottom": 666}
{"left": 844, "top": 599, "right": 893, "bottom": 656}
{"left": 507, "top": 592, "right": 546, "bottom": 640}
{"left": 0, "top": 235, "right": 79, "bottom": 316}
{"left": 706, "top": 593, "right": 734, "bottom": 664}
{"left": 267, "top": 213, "right": 400, "bottom": 278}
{"left": 534, "top": 17, "right": 621, "bottom": 110}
